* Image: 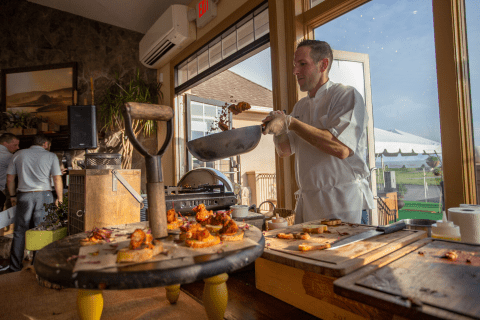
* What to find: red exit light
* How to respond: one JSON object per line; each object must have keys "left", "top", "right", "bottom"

{"left": 198, "top": 0, "right": 209, "bottom": 18}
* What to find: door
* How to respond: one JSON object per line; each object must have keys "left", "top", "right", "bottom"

{"left": 330, "top": 50, "right": 377, "bottom": 225}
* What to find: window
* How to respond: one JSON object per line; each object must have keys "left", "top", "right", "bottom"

{"left": 314, "top": 0, "right": 443, "bottom": 221}
{"left": 175, "top": 2, "right": 269, "bottom": 91}
{"left": 185, "top": 94, "right": 232, "bottom": 173}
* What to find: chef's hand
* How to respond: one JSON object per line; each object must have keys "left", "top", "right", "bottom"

{"left": 10, "top": 197, "right": 17, "bottom": 207}
{"left": 262, "top": 110, "right": 292, "bottom": 135}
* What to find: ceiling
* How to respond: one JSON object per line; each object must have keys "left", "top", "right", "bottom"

{"left": 27, "top": 0, "right": 192, "bottom": 34}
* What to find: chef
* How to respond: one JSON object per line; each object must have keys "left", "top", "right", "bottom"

{"left": 263, "top": 39, "right": 374, "bottom": 224}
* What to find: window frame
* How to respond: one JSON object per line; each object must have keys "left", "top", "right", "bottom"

{"left": 277, "top": 0, "right": 474, "bottom": 222}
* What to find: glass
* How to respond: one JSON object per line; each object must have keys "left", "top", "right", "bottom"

{"left": 190, "top": 102, "right": 203, "bottom": 116}
{"left": 237, "top": 20, "right": 254, "bottom": 50}
{"left": 254, "top": 9, "right": 269, "bottom": 39}
{"left": 314, "top": 0, "right": 443, "bottom": 220}
{"left": 204, "top": 105, "right": 217, "bottom": 118}
{"left": 187, "top": 57, "right": 198, "bottom": 80}
{"left": 222, "top": 31, "right": 237, "bottom": 58}
{"left": 198, "top": 50, "right": 210, "bottom": 74}
{"left": 177, "top": 63, "right": 188, "bottom": 86}
{"left": 209, "top": 41, "right": 222, "bottom": 66}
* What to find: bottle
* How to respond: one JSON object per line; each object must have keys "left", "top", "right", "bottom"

{"left": 431, "top": 211, "right": 461, "bottom": 241}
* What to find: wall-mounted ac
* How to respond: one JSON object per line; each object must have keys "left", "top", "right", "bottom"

{"left": 140, "top": 5, "right": 196, "bottom": 69}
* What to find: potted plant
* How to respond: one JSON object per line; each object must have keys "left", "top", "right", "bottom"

{"left": 5, "top": 111, "right": 27, "bottom": 135}
{"left": 25, "top": 193, "right": 68, "bottom": 251}
{"left": 426, "top": 155, "right": 440, "bottom": 169}
{"left": 37, "top": 116, "right": 49, "bottom": 132}
{"left": 23, "top": 114, "right": 39, "bottom": 135}
{"left": 98, "top": 69, "right": 162, "bottom": 168}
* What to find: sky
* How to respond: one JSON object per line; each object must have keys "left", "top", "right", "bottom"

{"left": 229, "top": 0, "right": 480, "bottom": 146}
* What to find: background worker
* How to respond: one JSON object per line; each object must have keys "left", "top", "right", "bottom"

{"left": 5, "top": 134, "right": 62, "bottom": 273}
{"left": 0, "top": 133, "right": 20, "bottom": 211}
{"left": 263, "top": 39, "right": 374, "bottom": 224}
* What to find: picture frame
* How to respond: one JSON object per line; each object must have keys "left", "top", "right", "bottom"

{"left": 1, "top": 62, "right": 77, "bottom": 127}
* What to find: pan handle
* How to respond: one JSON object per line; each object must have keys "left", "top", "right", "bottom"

{"left": 123, "top": 102, "right": 173, "bottom": 121}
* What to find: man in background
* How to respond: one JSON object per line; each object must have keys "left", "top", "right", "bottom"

{"left": 0, "top": 133, "right": 19, "bottom": 211}
{"left": 4, "top": 134, "right": 62, "bottom": 273}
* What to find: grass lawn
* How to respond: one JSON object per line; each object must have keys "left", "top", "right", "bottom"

{"left": 377, "top": 168, "right": 442, "bottom": 186}
{"left": 396, "top": 201, "right": 443, "bottom": 222}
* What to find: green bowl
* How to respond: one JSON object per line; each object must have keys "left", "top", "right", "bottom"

{"left": 25, "top": 226, "right": 68, "bottom": 251}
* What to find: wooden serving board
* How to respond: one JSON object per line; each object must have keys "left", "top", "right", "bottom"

{"left": 334, "top": 238, "right": 480, "bottom": 320}
{"left": 262, "top": 220, "right": 426, "bottom": 277}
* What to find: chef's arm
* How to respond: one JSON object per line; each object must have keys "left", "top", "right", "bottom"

{"left": 289, "top": 117, "right": 352, "bottom": 159}
{"left": 52, "top": 175, "right": 63, "bottom": 205}
{"left": 273, "top": 133, "right": 293, "bottom": 157}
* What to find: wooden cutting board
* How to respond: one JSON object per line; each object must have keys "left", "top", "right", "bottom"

{"left": 334, "top": 238, "right": 480, "bottom": 319}
{"left": 262, "top": 220, "right": 426, "bottom": 277}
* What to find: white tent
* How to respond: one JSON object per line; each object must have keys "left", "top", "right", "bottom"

{"left": 374, "top": 128, "right": 441, "bottom": 157}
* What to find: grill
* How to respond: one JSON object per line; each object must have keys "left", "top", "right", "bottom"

{"left": 85, "top": 153, "right": 122, "bottom": 169}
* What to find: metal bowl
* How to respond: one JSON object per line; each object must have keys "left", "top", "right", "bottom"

{"left": 401, "top": 219, "right": 437, "bottom": 237}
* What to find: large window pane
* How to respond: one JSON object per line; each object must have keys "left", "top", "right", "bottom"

{"left": 315, "top": 0, "right": 443, "bottom": 220}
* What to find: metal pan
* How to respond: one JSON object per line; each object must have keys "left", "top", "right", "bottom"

{"left": 187, "top": 125, "right": 263, "bottom": 162}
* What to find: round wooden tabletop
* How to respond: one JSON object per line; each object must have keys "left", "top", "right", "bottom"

{"left": 34, "top": 225, "right": 265, "bottom": 290}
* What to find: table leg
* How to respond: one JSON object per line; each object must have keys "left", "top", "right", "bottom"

{"left": 203, "top": 273, "right": 229, "bottom": 320}
{"left": 165, "top": 284, "right": 181, "bottom": 304}
{"left": 77, "top": 289, "right": 103, "bottom": 320}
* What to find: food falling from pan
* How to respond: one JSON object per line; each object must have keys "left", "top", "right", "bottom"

{"left": 210, "top": 101, "right": 252, "bottom": 132}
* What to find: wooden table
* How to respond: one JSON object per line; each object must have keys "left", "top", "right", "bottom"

{"left": 334, "top": 238, "right": 480, "bottom": 319}
{"left": 255, "top": 220, "right": 426, "bottom": 320}
{"left": 34, "top": 222, "right": 264, "bottom": 320}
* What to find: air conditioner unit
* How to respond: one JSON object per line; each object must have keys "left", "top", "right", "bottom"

{"left": 140, "top": 5, "right": 196, "bottom": 69}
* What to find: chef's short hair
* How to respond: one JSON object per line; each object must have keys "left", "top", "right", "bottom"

{"left": 33, "top": 133, "right": 52, "bottom": 146}
{"left": 297, "top": 39, "right": 333, "bottom": 73}
{"left": 0, "top": 133, "right": 18, "bottom": 144}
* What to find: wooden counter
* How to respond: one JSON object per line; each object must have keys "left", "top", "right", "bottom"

{"left": 334, "top": 238, "right": 480, "bottom": 320}
{"left": 255, "top": 220, "right": 426, "bottom": 320}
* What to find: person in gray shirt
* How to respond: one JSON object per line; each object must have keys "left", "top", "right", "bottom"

{"left": 0, "top": 133, "right": 19, "bottom": 211}
{"left": 4, "top": 134, "right": 63, "bottom": 273}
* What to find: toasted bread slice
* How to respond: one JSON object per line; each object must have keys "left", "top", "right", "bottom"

{"left": 302, "top": 225, "right": 328, "bottom": 234}
{"left": 116, "top": 242, "right": 164, "bottom": 263}
{"left": 298, "top": 243, "right": 331, "bottom": 252}
{"left": 185, "top": 235, "right": 221, "bottom": 249}
{"left": 205, "top": 224, "right": 223, "bottom": 234}
{"left": 220, "top": 230, "right": 244, "bottom": 242}
{"left": 277, "top": 233, "right": 294, "bottom": 239}
{"left": 293, "top": 232, "right": 311, "bottom": 240}
{"left": 320, "top": 219, "right": 341, "bottom": 226}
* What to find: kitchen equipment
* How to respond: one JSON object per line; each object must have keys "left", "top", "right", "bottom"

{"left": 177, "top": 167, "right": 233, "bottom": 191}
{"left": 122, "top": 102, "right": 173, "bottom": 239}
{"left": 84, "top": 153, "right": 121, "bottom": 170}
{"left": 68, "top": 169, "right": 141, "bottom": 235}
{"left": 334, "top": 238, "right": 480, "bottom": 319}
{"left": 267, "top": 215, "right": 288, "bottom": 230}
{"left": 231, "top": 205, "right": 248, "bottom": 218}
{"left": 186, "top": 125, "right": 263, "bottom": 162}
{"left": 326, "top": 220, "right": 406, "bottom": 250}
{"left": 401, "top": 218, "right": 436, "bottom": 237}
{"left": 431, "top": 211, "right": 461, "bottom": 241}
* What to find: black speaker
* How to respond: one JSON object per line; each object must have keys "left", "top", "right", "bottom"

{"left": 68, "top": 105, "right": 98, "bottom": 149}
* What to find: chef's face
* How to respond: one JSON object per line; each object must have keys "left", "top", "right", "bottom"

{"left": 293, "top": 46, "right": 327, "bottom": 96}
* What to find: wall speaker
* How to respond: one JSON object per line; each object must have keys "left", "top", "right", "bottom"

{"left": 68, "top": 105, "right": 98, "bottom": 150}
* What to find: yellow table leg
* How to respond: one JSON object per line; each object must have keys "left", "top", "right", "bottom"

{"left": 165, "top": 284, "right": 181, "bottom": 304}
{"left": 77, "top": 289, "right": 103, "bottom": 320}
{"left": 203, "top": 273, "right": 229, "bottom": 320}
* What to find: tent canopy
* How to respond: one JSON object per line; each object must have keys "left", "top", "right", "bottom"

{"left": 374, "top": 128, "right": 441, "bottom": 157}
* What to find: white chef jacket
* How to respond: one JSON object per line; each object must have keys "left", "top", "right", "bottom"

{"left": 286, "top": 80, "right": 374, "bottom": 224}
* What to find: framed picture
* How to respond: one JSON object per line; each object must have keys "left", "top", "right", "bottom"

{"left": 1, "top": 62, "right": 77, "bottom": 126}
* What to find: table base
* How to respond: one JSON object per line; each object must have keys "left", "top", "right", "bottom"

{"left": 76, "top": 273, "right": 230, "bottom": 320}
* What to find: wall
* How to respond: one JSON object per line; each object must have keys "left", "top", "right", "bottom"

{"left": 160, "top": 0, "right": 261, "bottom": 186}
{"left": 0, "top": 0, "right": 158, "bottom": 190}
